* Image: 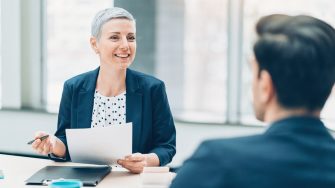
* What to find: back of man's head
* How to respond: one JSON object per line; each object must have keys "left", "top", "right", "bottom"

{"left": 254, "top": 15, "right": 335, "bottom": 111}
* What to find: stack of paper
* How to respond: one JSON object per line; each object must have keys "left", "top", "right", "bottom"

{"left": 141, "top": 167, "right": 176, "bottom": 188}
{"left": 66, "top": 123, "right": 132, "bottom": 165}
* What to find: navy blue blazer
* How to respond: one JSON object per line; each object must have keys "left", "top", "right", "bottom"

{"left": 170, "top": 116, "right": 335, "bottom": 188}
{"left": 54, "top": 68, "right": 176, "bottom": 166}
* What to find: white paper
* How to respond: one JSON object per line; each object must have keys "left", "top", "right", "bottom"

{"left": 66, "top": 123, "right": 132, "bottom": 165}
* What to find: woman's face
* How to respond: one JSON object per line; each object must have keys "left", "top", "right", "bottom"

{"left": 92, "top": 18, "right": 136, "bottom": 70}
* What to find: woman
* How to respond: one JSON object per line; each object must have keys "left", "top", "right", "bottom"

{"left": 31, "top": 7, "right": 176, "bottom": 174}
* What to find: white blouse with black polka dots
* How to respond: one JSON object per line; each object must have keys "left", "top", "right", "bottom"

{"left": 91, "top": 90, "right": 126, "bottom": 128}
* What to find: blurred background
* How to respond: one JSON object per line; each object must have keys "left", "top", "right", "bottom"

{"left": 1, "top": 0, "right": 334, "bottom": 166}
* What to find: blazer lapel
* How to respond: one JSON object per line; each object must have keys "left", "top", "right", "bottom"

{"left": 126, "top": 69, "right": 143, "bottom": 152}
{"left": 77, "top": 68, "right": 99, "bottom": 129}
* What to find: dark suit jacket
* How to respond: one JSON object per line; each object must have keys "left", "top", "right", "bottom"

{"left": 53, "top": 68, "right": 176, "bottom": 166}
{"left": 170, "top": 116, "right": 335, "bottom": 188}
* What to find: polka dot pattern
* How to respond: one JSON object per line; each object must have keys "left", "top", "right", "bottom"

{"left": 91, "top": 90, "right": 126, "bottom": 128}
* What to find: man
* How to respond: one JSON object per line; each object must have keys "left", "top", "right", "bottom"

{"left": 170, "top": 15, "right": 335, "bottom": 188}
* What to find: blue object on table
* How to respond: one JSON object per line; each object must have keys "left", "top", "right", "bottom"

{"left": 0, "top": 170, "right": 4, "bottom": 179}
{"left": 49, "top": 179, "right": 82, "bottom": 188}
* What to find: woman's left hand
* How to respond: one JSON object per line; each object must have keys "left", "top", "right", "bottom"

{"left": 117, "top": 153, "right": 159, "bottom": 174}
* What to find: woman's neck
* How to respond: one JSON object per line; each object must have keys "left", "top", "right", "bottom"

{"left": 96, "top": 65, "right": 127, "bottom": 97}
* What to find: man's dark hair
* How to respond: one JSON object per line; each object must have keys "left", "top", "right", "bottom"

{"left": 254, "top": 14, "right": 335, "bottom": 111}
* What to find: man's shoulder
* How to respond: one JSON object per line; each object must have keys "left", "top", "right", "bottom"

{"left": 196, "top": 134, "right": 267, "bottom": 160}
{"left": 201, "top": 134, "right": 265, "bottom": 149}
{"left": 174, "top": 135, "right": 268, "bottom": 186}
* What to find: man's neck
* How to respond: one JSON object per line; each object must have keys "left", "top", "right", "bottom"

{"left": 264, "top": 105, "right": 320, "bottom": 123}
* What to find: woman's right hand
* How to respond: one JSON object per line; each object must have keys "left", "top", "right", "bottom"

{"left": 31, "top": 131, "right": 66, "bottom": 157}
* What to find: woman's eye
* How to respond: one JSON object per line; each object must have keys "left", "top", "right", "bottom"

{"left": 110, "top": 36, "right": 119, "bottom": 40}
{"left": 128, "top": 36, "right": 136, "bottom": 41}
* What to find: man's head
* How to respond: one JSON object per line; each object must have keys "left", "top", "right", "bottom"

{"left": 252, "top": 14, "right": 335, "bottom": 121}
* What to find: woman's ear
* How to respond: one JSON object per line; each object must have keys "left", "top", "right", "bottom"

{"left": 90, "top": 37, "right": 99, "bottom": 54}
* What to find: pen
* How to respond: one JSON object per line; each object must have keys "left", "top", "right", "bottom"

{"left": 27, "top": 135, "right": 49, "bottom": 145}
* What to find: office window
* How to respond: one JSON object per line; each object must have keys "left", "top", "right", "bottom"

{"left": 241, "top": 0, "right": 335, "bottom": 128}
{"left": 166, "top": 0, "right": 228, "bottom": 122}
{"left": 322, "top": 89, "right": 335, "bottom": 129}
{"left": 116, "top": 0, "right": 228, "bottom": 123}
{"left": 0, "top": 3, "right": 2, "bottom": 108}
{"left": 46, "top": 0, "right": 112, "bottom": 112}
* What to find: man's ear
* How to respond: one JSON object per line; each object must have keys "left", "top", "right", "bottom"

{"left": 90, "top": 37, "right": 99, "bottom": 54}
{"left": 259, "top": 70, "right": 275, "bottom": 104}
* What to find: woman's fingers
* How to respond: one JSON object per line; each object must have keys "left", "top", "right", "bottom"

{"left": 118, "top": 153, "right": 148, "bottom": 174}
{"left": 121, "top": 160, "right": 146, "bottom": 174}
{"left": 31, "top": 132, "right": 54, "bottom": 155}
{"left": 32, "top": 139, "right": 41, "bottom": 150}
{"left": 42, "top": 140, "right": 51, "bottom": 155}
{"left": 125, "top": 153, "right": 146, "bottom": 162}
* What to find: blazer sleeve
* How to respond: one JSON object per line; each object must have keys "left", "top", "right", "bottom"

{"left": 49, "top": 81, "right": 72, "bottom": 161}
{"left": 150, "top": 82, "right": 176, "bottom": 166}
{"left": 170, "top": 141, "right": 225, "bottom": 188}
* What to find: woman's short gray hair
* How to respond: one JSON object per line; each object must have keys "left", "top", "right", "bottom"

{"left": 91, "top": 7, "right": 135, "bottom": 39}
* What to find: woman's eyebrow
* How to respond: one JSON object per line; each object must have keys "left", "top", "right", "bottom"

{"left": 107, "top": 32, "right": 120, "bottom": 34}
{"left": 106, "top": 32, "right": 135, "bottom": 35}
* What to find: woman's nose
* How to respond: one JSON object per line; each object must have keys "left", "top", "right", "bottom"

{"left": 119, "top": 37, "right": 129, "bottom": 50}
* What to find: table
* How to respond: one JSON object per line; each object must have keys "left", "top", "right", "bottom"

{"left": 0, "top": 154, "right": 174, "bottom": 187}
